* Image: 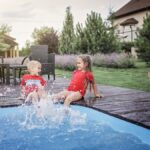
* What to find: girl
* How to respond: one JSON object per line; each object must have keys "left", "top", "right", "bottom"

{"left": 54, "top": 55, "right": 103, "bottom": 106}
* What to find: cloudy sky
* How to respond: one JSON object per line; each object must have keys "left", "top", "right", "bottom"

{"left": 0, "top": 0, "right": 130, "bottom": 48}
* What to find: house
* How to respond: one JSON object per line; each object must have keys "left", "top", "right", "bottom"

{"left": 0, "top": 34, "right": 19, "bottom": 58}
{"left": 113, "top": 0, "right": 150, "bottom": 42}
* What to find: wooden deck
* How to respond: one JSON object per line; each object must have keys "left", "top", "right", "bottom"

{"left": 0, "top": 77, "right": 150, "bottom": 129}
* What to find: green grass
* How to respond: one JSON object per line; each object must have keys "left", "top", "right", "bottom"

{"left": 56, "top": 62, "right": 150, "bottom": 92}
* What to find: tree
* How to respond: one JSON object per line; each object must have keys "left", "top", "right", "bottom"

{"left": 136, "top": 14, "right": 150, "bottom": 64}
{"left": 0, "top": 38, "right": 10, "bottom": 52}
{"left": 0, "top": 24, "right": 12, "bottom": 34}
{"left": 74, "top": 11, "right": 119, "bottom": 54}
{"left": 85, "top": 11, "right": 107, "bottom": 54}
{"left": 0, "top": 24, "right": 12, "bottom": 52}
{"left": 106, "top": 9, "right": 120, "bottom": 53}
{"left": 74, "top": 23, "right": 88, "bottom": 54}
{"left": 32, "top": 26, "right": 59, "bottom": 53}
{"left": 59, "top": 6, "right": 75, "bottom": 54}
{"left": 20, "top": 40, "right": 31, "bottom": 56}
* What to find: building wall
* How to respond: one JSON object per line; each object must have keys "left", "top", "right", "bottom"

{"left": 113, "top": 10, "right": 150, "bottom": 42}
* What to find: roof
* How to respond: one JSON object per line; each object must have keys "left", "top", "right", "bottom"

{"left": 3, "top": 34, "right": 16, "bottom": 41}
{"left": 120, "top": 18, "right": 138, "bottom": 26}
{"left": 1, "top": 34, "right": 18, "bottom": 46}
{"left": 114, "top": 0, "right": 150, "bottom": 18}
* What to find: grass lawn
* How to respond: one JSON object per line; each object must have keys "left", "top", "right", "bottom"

{"left": 56, "top": 62, "right": 150, "bottom": 92}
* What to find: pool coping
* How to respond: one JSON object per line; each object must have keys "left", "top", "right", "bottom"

{"left": 73, "top": 103, "right": 150, "bottom": 130}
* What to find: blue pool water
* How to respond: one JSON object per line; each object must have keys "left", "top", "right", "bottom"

{"left": 0, "top": 104, "right": 150, "bottom": 150}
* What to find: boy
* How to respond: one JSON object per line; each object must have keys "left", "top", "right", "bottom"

{"left": 21, "top": 60, "right": 47, "bottom": 102}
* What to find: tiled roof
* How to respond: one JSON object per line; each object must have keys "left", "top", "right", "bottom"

{"left": 114, "top": 0, "right": 150, "bottom": 18}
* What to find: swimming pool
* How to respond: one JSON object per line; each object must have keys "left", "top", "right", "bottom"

{"left": 0, "top": 104, "right": 150, "bottom": 150}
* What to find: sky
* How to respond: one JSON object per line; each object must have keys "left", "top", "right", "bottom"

{"left": 0, "top": 0, "right": 130, "bottom": 48}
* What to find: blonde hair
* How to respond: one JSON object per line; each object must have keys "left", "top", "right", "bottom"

{"left": 27, "top": 60, "right": 41, "bottom": 72}
{"left": 78, "top": 55, "right": 92, "bottom": 71}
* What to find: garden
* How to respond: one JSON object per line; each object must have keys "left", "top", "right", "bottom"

{"left": 1, "top": 7, "right": 150, "bottom": 91}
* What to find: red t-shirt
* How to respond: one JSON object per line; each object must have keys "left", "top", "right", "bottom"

{"left": 67, "top": 70, "right": 94, "bottom": 96}
{"left": 21, "top": 74, "right": 46, "bottom": 96}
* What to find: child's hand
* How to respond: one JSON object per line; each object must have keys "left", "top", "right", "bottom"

{"left": 95, "top": 93, "right": 104, "bottom": 98}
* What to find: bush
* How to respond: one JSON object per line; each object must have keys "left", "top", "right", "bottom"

{"left": 120, "top": 42, "right": 134, "bottom": 53}
{"left": 55, "top": 55, "right": 76, "bottom": 71}
{"left": 55, "top": 53, "right": 135, "bottom": 71}
{"left": 93, "top": 53, "right": 135, "bottom": 68}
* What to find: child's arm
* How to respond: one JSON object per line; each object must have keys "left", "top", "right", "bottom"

{"left": 92, "top": 80, "right": 103, "bottom": 98}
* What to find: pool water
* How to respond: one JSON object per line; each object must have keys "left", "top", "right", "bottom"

{"left": 0, "top": 103, "right": 150, "bottom": 150}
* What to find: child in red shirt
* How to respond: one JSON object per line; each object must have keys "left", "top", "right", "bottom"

{"left": 21, "top": 60, "right": 47, "bottom": 102}
{"left": 54, "top": 55, "right": 103, "bottom": 106}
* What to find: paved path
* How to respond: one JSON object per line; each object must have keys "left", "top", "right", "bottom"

{"left": 0, "top": 77, "right": 150, "bottom": 129}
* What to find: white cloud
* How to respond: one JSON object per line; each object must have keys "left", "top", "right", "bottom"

{"left": 0, "top": 0, "right": 130, "bottom": 48}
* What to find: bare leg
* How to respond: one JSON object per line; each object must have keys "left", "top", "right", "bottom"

{"left": 25, "top": 91, "right": 39, "bottom": 103}
{"left": 31, "top": 91, "right": 39, "bottom": 102}
{"left": 53, "top": 90, "right": 70, "bottom": 100}
{"left": 38, "top": 89, "right": 48, "bottom": 100}
{"left": 64, "top": 91, "right": 82, "bottom": 106}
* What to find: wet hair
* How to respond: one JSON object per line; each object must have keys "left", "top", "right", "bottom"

{"left": 78, "top": 55, "right": 92, "bottom": 71}
{"left": 27, "top": 60, "right": 41, "bottom": 72}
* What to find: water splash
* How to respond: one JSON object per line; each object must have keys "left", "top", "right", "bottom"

{"left": 20, "top": 95, "right": 87, "bottom": 130}
{"left": 0, "top": 103, "right": 150, "bottom": 150}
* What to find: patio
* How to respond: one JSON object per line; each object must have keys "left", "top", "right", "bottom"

{"left": 0, "top": 77, "right": 150, "bottom": 129}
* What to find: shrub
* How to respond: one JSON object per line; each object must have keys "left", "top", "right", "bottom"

{"left": 55, "top": 53, "right": 135, "bottom": 71}
{"left": 55, "top": 55, "right": 76, "bottom": 71}
{"left": 93, "top": 53, "right": 135, "bottom": 68}
{"left": 120, "top": 41, "right": 134, "bottom": 53}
